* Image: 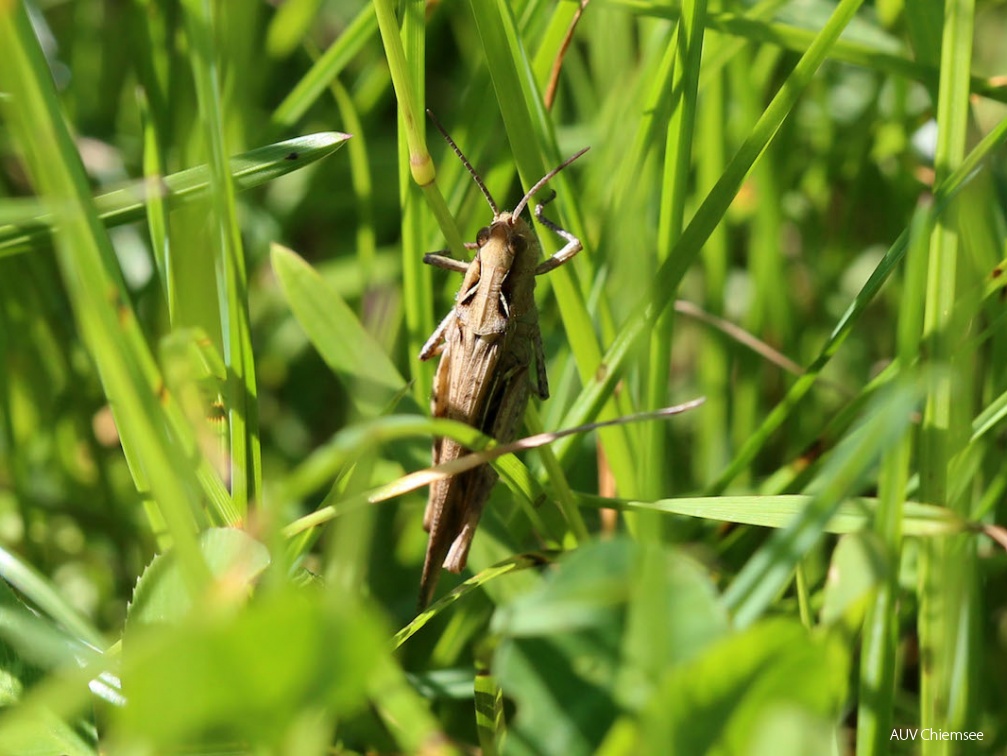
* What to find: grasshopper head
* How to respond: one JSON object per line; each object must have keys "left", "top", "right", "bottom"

{"left": 475, "top": 211, "right": 534, "bottom": 270}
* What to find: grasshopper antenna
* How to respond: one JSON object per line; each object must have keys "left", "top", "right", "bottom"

{"left": 512, "top": 147, "right": 590, "bottom": 221}
{"left": 427, "top": 109, "right": 499, "bottom": 216}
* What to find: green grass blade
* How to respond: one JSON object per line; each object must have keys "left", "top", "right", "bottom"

{"left": 916, "top": 0, "right": 977, "bottom": 744}
{"left": 556, "top": 0, "right": 867, "bottom": 456}
{"left": 855, "top": 203, "right": 931, "bottom": 756}
{"left": 0, "top": 133, "right": 350, "bottom": 256}
{"left": 706, "top": 111, "right": 1007, "bottom": 495}
{"left": 724, "top": 379, "right": 923, "bottom": 628}
{"left": 642, "top": 0, "right": 708, "bottom": 504}
{"left": 576, "top": 493, "right": 967, "bottom": 538}
{"left": 0, "top": 2, "right": 210, "bottom": 593}
{"left": 0, "top": 546, "right": 105, "bottom": 650}
{"left": 271, "top": 4, "right": 378, "bottom": 129}
{"left": 181, "top": 0, "right": 260, "bottom": 514}
{"left": 271, "top": 243, "right": 410, "bottom": 419}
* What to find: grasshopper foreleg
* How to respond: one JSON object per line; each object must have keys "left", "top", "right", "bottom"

{"left": 423, "top": 243, "right": 478, "bottom": 273}
{"left": 533, "top": 193, "right": 582, "bottom": 275}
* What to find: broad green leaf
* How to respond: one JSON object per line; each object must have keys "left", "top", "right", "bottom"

{"left": 747, "top": 705, "right": 837, "bottom": 756}
{"left": 115, "top": 589, "right": 383, "bottom": 750}
{"left": 819, "top": 532, "right": 887, "bottom": 631}
{"left": 492, "top": 539, "right": 727, "bottom": 756}
{"left": 0, "top": 708, "right": 98, "bottom": 756}
{"left": 126, "top": 528, "right": 270, "bottom": 628}
{"left": 271, "top": 244, "right": 409, "bottom": 420}
{"left": 639, "top": 619, "right": 849, "bottom": 754}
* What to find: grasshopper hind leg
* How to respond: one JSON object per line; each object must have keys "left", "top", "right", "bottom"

{"left": 532, "top": 327, "right": 549, "bottom": 400}
{"left": 419, "top": 464, "right": 486, "bottom": 608}
{"left": 420, "top": 312, "right": 455, "bottom": 361}
{"left": 418, "top": 493, "right": 464, "bottom": 608}
{"left": 442, "top": 465, "right": 498, "bottom": 574}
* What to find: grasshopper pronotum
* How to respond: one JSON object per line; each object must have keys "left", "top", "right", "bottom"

{"left": 418, "top": 113, "right": 588, "bottom": 607}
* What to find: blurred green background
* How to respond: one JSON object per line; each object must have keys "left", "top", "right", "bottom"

{"left": 1, "top": 0, "right": 1006, "bottom": 753}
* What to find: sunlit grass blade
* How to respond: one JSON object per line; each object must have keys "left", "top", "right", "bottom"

{"left": 723, "top": 378, "right": 924, "bottom": 628}
{"left": 271, "top": 4, "right": 378, "bottom": 129}
{"left": 555, "top": 0, "right": 867, "bottom": 459}
{"left": 916, "top": 0, "right": 977, "bottom": 744}
{"left": 576, "top": 492, "right": 968, "bottom": 538}
{"left": 0, "top": 0, "right": 210, "bottom": 593}
{"left": 271, "top": 244, "right": 412, "bottom": 418}
{"left": 0, "top": 546, "right": 105, "bottom": 650}
{"left": 393, "top": 553, "right": 556, "bottom": 647}
{"left": 0, "top": 133, "right": 350, "bottom": 256}
{"left": 181, "top": 0, "right": 262, "bottom": 514}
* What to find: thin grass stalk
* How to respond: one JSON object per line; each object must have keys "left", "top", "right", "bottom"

{"left": 0, "top": 2, "right": 211, "bottom": 594}
{"left": 641, "top": 0, "right": 707, "bottom": 512}
{"left": 401, "top": 0, "right": 434, "bottom": 406}
{"left": 137, "top": 89, "right": 173, "bottom": 321}
{"left": 555, "top": 0, "right": 867, "bottom": 457}
{"left": 374, "top": 0, "right": 471, "bottom": 405}
{"left": 695, "top": 56, "right": 729, "bottom": 483}
{"left": 181, "top": 0, "right": 260, "bottom": 514}
{"left": 271, "top": 4, "right": 378, "bottom": 130}
{"left": 917, "top": 0, "right": 976, "bottom": 746}
{"left": 855, "top": 206, "right": 930, "bottom": 755}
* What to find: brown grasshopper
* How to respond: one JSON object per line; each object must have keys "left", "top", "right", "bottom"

{"left": 417, "top": 116, "right": 588, "bottom": 608}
